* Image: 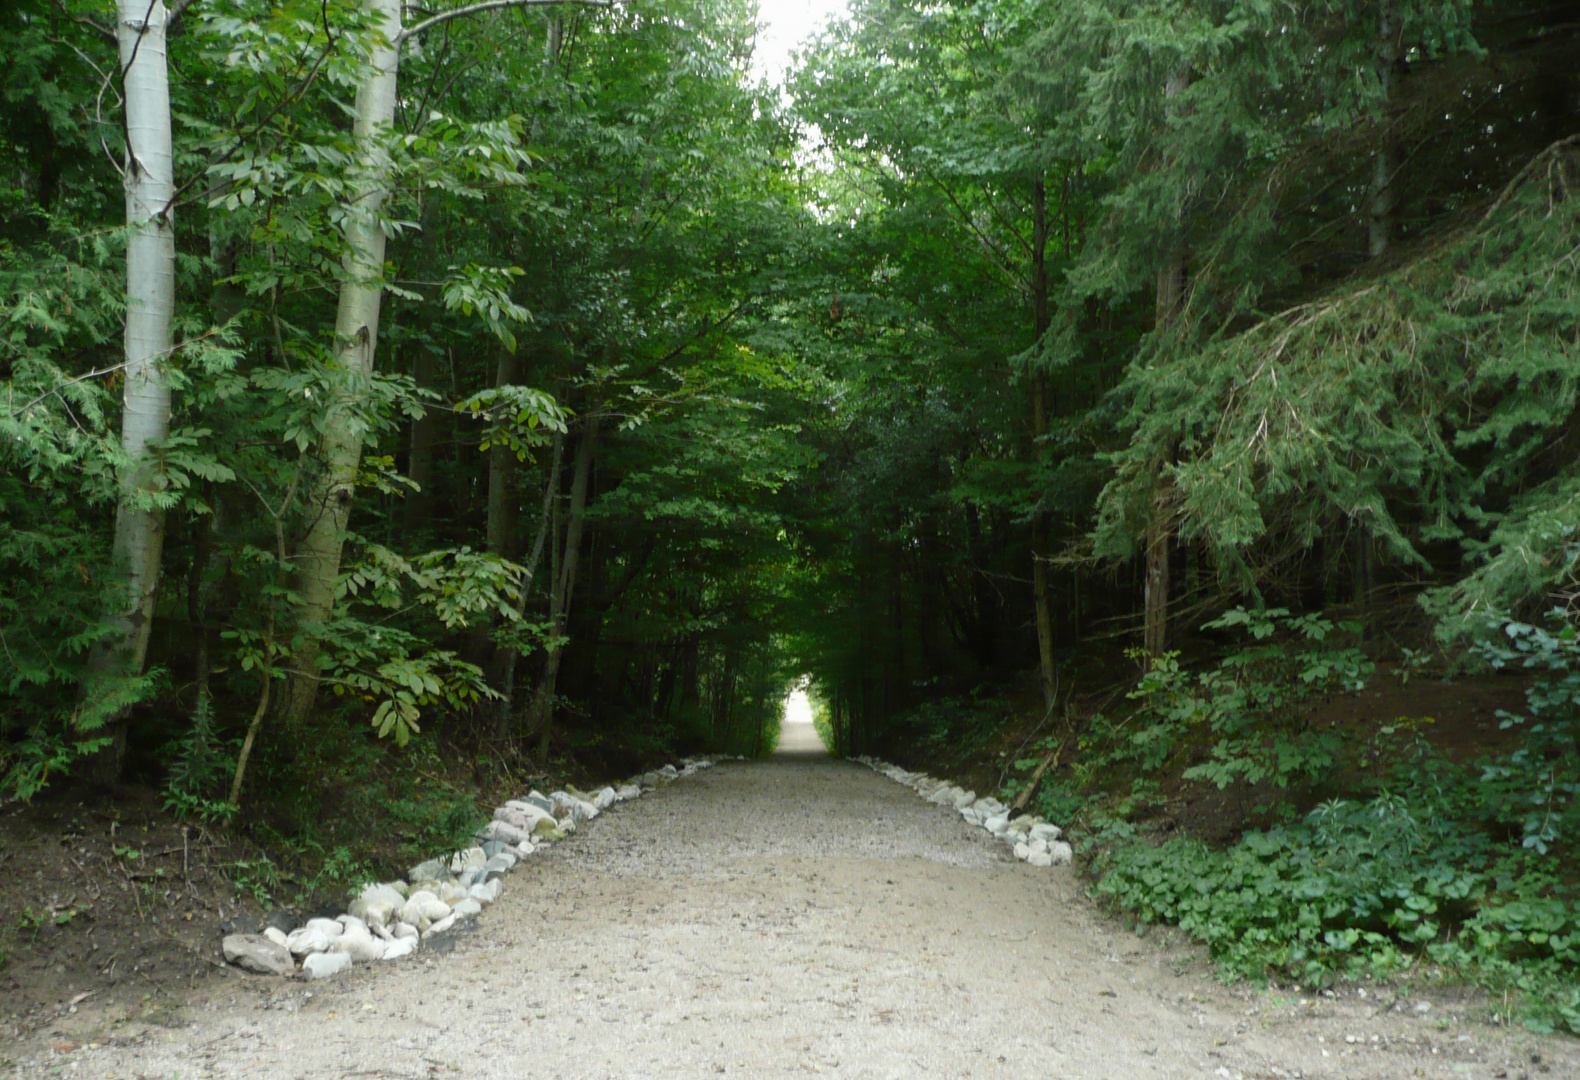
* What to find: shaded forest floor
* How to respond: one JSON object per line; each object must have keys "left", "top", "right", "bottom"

{"left": 0, "top": 725, "right": 688, "bottom": 1065}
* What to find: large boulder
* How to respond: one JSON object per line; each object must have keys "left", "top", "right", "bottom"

{"left": 223, "top": 934, "right": 294, "bottom": 976}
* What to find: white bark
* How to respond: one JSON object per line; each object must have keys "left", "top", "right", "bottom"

{"left": 281, "top": 0, "right": 403, "bottom": 728}
{"left": 94, "top": 0, "right": 176, "bottom": 689}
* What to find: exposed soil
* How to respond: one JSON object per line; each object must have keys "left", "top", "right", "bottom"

{"left": 4, "top": 733, "right": 1573, "bottom": 1079}
{"left": 0, "top": 785, "right": 267, "bottom": 1063}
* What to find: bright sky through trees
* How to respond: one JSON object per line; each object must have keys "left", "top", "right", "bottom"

{"left": 783, "top": 688, "right": 815, "bottom": 727}
{"left": 751, "top": 0, "right": 847, "bottom": 85}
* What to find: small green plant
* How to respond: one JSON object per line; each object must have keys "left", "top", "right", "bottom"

{"left": 1123, "top": 607, "right": 1372, "bottom": 792}
{"left": 224, "top": 857, "right": 281, "bottom": 907}
{"left": 161, "top": 696, "right": 238, "bottom": 825}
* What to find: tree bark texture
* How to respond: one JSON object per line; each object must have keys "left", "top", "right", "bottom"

{"left": 404, "top": 349, "right": 437, "bottom": 533}
{"left": 280, "top": 0, "right": 401, "bottom": 731}
{"left": 82, "top": 0, "right": 178, "bottom": 776}
{"left": 1368, "top": 4, "right": 1400, "bottom": 259}
{"left": 1029, "top": 174, "right": 1057, "bottom": 711}
{"left": 533, "top": 415, "right": 599, "bottom": 764}
{"left": 1144, "top": 66, "right": 1191, "bottom": 658}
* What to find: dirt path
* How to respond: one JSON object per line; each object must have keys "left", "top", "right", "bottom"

{"left": 10, "top": 742, "right": 1573, "bottom": 1080}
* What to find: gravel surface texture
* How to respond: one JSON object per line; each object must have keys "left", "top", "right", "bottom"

{"left": 9, "top": 728, "right": 1574, "bottom": 1079}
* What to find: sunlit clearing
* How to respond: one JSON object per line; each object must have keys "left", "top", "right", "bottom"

{"left": 783, "top": 687, "right": 814, "bottom": 726}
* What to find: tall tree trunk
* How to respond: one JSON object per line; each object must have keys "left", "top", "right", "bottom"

{"left": 1368, "top": 3, "right": 1400, "bottom": 259}
{"left": 532, "top": 415, "right": 599, "bottom": 765}
{"left": 279, "top": 0, "right": 401, "bottom": 731}
{"left": 1029, "top": 174, "right": 1057, "bottom": 711}
{"left": 1144, "top": 67, "right": 1191, "bottom": 658}
{"left": 494, "top": 431, "right": 563, "bottom": 739}
{"left": 404, "top": 349, "right": 437, "bottom": 534}
{"left": 470, "top": 351, "right": 519, "bottom": 664}
{"left": 81, "top": 0, "right": 178, "bottom": 778}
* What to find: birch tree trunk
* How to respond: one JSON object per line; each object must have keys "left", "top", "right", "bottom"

{"left": 532, "top": 415, "right": 599, "bottom": 765}
{"left": 279, "top": 0, "right": 402, "bottom": 730}
{"left": 82, "top": 0, "right": 177, "bottom": 777}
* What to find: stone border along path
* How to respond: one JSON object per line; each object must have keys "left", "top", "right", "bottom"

{"left": 219, "top": 757, "right": 735, "bottom": 981}
{"left": 852, "top": 756, "right": 1074, "bottom": 866}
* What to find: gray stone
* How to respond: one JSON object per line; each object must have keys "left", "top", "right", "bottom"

{"left": 1013, "top": 842, "right": 1031, "bottom": 861}
{"left": 481, "top": 819, "right": 528, "bottom": 846}
{"left": 615, "top": 785, "right": 641, "bottom": 801}
{"left": 449, "top": 846, "right": 487, "bottom": 872}
{"left": 302, "top": 951, "right": 353, "bottom": 980}
{"left": 468, "top": 879, "right": 502, "bottom": 904}
{"left": 951, "top": 789, "right": 977, "bottom": 809}
{"left": 457, "top": 868, "right": 478, "bottom": 888}
{"left": 408, "top": 858, "right": 450, "bottom": 883}
{"left": 1029, "top": 823, "right": 1062, "bottom": 843}
{"left": 1027, "top": 851, "right": 1054, "bottom": 867}
{"left": 223, "top": 934, "right": 295, "bottom": 976}
{"left": 390, "top": 921, "right": 419, "bottom": 941}
{"left": 483, "top": 853, "right": 516, "bottom": 877}
{"left": 262, "top": 926, "right": 289, "bottom": 948}
{"left": 592, "top": 786, "right": 617, "bottom": 810}
{"left": 480, "top": 839, "right": 509, "bottom": 858}
{"left": 523, "top": 791, "right": 555, "bottom": 814}
{"left": 984, "top": 814, "right": 1012, "bottom": 835}
{"left": 451, "top": 898, "right": 483, "bottom": 921}
{"left": 1047, "top": 841, "right": 1073, "bottom": 865}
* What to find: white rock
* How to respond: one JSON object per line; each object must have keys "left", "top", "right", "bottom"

{"left": 615, "top": 784, "right": 641, "bottom": 801}
{"left": 330, "top": 922, "right": 386, "bottom": 963}
{"left": 302, "top": 951, "right": 353, "bottom": 980}
{"left": 468, "top": 879, "right": 502, "bottom": 904}
{"left": 423, "top": 913, "right": 457, "bottom": 938}
{"left": 984, "top": 814, "right": 1012, "bottom": 836}
{"left": 1029, "top": 823, "right": 1062, "bottom": 843}
{"left": 285, "top": 923, "right": 336, "bottom": 956}
{"left": 397, "top": 891, "right": 450, "bottom": 931}
{"left": 511, "top": 841, "right": 535, "bottom": 858}
{"left": 503, "top": 801, "right": 556, "bottom": 829}
{"left": 380, "top": 936, "right": 418, "bottom": 961}
{"left": 451, "top": 898, "right": 484, "bottom": 921}
{"left": 481, "top": 820, "right": 528, "bottom": 846}
{"left": 592, "top": 787, "right": 617, "bottom": 810}
{"left": 1013, "top": 842, "right": 1031, "bottom": 860}
{"left": 223, "top": 933, "right": 295, "bottom": 976}
{"left": 350, "top": 885, "right": 402, "bottom": 929}
{"left": 951, "top": 789, "right": 977, "bottom": 809}
{"left": 449, "top": 846, "right": 487, "bottom": 873}
{"left": 551, "top": 791, "right": 599, "bottom": 822}
{"left": 390, "top": 922, "right": 419, "bottom": 941}
{"left": 262, "top": 926, "right": 289, "bottom": 948}
{"left": 1029, "top": 837, "right": 1050, "bottom": 856}
{"left": 1048, "top": 841, "right": 1073, "bottom": 865}
{"left": 1027, "top": 851, "right": 1054, "bottom": 867}
{"left": 437, "top": 880, "right": 468, "bottom": 905}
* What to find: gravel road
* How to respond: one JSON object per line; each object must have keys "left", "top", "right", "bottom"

{"left": 18, "top": 730, "right": 1573, "bottom": 1080}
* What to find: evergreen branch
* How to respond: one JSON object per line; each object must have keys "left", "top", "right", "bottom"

{"left": 399, "top": 0, "right": 616, "bottom": 43}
